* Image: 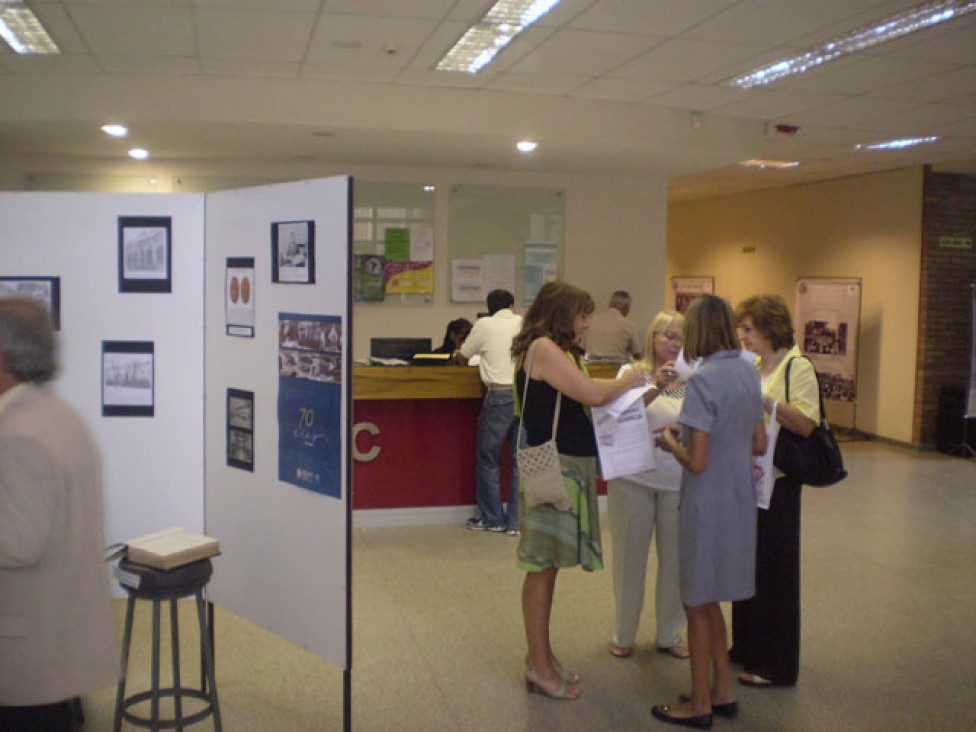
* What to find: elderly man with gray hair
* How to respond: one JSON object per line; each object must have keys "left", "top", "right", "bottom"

{"left": 584, "top": 290, "right": 641, "bottom": 360}
{"left": 0, "top": 298, "right": 118, "bottom": 731}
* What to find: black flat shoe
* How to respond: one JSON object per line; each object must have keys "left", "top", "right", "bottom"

{"left": 679, "top": 694, "right": 738, "bottom": 719}
{"left": 651, "top": 705, "right": 713, "bottom": 729}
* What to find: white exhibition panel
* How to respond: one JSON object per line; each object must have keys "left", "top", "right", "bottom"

{"left": 204, "top": 177, "right": 350, "bottom": 668}
{"left": 0, "top": 192, "right": 206, "bottom": 544}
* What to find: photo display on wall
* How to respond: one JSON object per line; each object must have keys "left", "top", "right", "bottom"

{"left": 118, "top": 216, "right": 172, "bottom": 293}
{"left": 101, "top": 341, "right": 154, "bottom": 417}
{"left": 227, "top": 388, "right": 255, "bottom": 471}
{"left": 272, "top": 220, "right": 315, "bottom": 284}
{"left": 225, "top": 257, "right": 256, "bottom": 336}
{"left": 0, "top": 276, "right": 61, "bottom": 330}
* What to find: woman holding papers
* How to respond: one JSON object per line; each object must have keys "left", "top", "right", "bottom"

{"left": 730, "top": 295, "right": 820, "bottom": 689}
{"left": 652, "top": 294, "right": 767, "bottom": 729}
{"left": 511, "top": 281, "right": 647, "bottom": 701}
{"left": 607, "top": 310, "right": 690, "bottom": 661}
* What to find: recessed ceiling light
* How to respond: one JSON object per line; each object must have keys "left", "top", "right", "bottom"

{"left": 0, "top": 0, "right": 59, "bottom": 54}
{"left": 516, "top": 140, "right": 538, "bottom": 153}
{"left": 855, "top": 136, "right": 939, "bottom": 151}
{"left": 436, "top": 0, "right": 562, "bottom": 74}
{"left": 128, "top": 148, "right": 150, "bottom": 160}
{"left": 101, "top": 124, "right": 128, "bottom": 138}
{"left": 423, "top": 185, "right": 436, "bottom": 192}
{"left": 728, "top": 0, "right": 976, "bottom": 89}
{"left": 738, "top": 159, "right": 800, "bottom": 169}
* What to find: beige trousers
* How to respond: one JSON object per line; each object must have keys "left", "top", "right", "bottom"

{"left": 607, "top": 478, "right": 684, "bottom": 648}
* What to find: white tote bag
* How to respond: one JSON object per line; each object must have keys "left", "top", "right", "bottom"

{"left": 753, "top": 401, "right": 781, "bottom": 509}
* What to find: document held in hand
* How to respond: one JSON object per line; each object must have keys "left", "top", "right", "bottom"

{"left": 592, "top": 386, "right": 655, "bottom": 482}
{"left": 125, "top": 527, "right": 220, "bottom": 571}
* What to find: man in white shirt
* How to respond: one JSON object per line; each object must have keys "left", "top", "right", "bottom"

{"left": 584, "top": 290, "right": 641, "bottom": 360}
{"left": 455, "top": 290, "right": 522, "bottom": 535}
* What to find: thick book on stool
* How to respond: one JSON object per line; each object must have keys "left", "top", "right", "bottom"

{"left": 113, "top": 557, "right": 222, "bottom": 731}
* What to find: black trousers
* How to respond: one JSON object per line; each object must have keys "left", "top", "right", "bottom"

{"left": 732, "top": 475, "right": 802, "bottom": 685}
{"left": 0, "top": 700, "right": 77, "bottom": 732}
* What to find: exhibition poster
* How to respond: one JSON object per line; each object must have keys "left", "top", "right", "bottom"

{"left": 353, "top": 254, "right": 385, "bottom": 302}
{"left": 277, "top": 312, "right": 342, "bottom": 498}
{"left": 794, "top": 279, "right": 861, "bottom": 402}
{"left": 383, "top": 226, "right": 433, "bottom": 294}
{"left": 671, "top": 276, "right": 714, "bottom": 314}
{"left": 225, "top": 257, "right": 255, "bottom": 336}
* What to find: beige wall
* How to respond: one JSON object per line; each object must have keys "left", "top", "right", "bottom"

{"left": 668, "top": 167, "right": 924, "bottom": 443}
{"left": 0, "top": 154, "right": 668, "bottom": 361}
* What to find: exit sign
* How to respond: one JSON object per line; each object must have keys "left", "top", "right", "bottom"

{"left": 939, "top": 236, "right": 973, "bottom": 250}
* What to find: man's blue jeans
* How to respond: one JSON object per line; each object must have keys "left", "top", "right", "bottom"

{"left": 475, "top": 388, "right": 520, "bottom": 529}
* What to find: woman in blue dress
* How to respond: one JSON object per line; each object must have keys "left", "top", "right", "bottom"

{"left": 652, "top": 294, "right": 767, "bottom": 729}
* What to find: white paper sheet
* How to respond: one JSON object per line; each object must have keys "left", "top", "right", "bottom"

{"left": 592, "top": 395, "right": 655, "bottom": 481}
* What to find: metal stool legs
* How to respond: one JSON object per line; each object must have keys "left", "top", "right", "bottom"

{"left": 112, "top": 591, "right": 221, "bottom": 731}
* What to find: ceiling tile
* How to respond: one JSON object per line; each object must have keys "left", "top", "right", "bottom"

{"left": 714, "top": 90, "right": 847, "bottom": 121}
{"left": 316, "top": 0, "right": 456, "bottom": 17}
{"left": 99, "top": 55, "right": 201, "bottom": 74}
{"left": 572, "top": 78, "right": 676, "bottom": 103}
{"left": 305, "top": 14, "right": 437, "bottom": 67}
{"left": 193, "top": 0, "right": 320, "bottom": 9}
{"left": 67, "top": 4, "right": 196, "bottom": 56}
{"left": 195, "top": 9, "right": 315, "bottom": 62}
{"left": 486, "top": 72, "right": 590, "bottom": 96}
{"left": 507, "top": 28, "right": 662, "bottom": 77}
{"left": 775, "top": 55, "right": 956, "bottom": 95}
{"left": 201, "top": 59, "right": 301, "bottom": 78}
{"left": 787, "top": 95, "right": 923, "bottom": 128}
{"left": 646, "top": 83, "right": 746, "bottom": 112}
{"left": 570, "top": 0, "right": 736, "bottom": 36}
{"left": 612, "top": 38, "right": 778, "bottom": 84}
{"left": 877, "top": 67, "right": 976, "bottom": 104}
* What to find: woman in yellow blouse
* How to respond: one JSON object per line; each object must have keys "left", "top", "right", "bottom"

{"left": 731, "top": 294, "right": 821, "bottom": 688}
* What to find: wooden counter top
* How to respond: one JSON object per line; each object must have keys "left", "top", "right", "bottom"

{"left": 353, "top": 362, "right": 622, "bottom": 401}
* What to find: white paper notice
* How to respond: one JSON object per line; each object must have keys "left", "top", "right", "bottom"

{"left": 605, "top": 383, "right": 653, "bottom": 419}
{"left": 593, "top": 397, "right": 655, "bottom": 481}
{"left": 452, "top": 259, "right": 484, "bottom": 303}
{"left": 483, "top": 254, "right": 516, "bottom": 294}
{"left": 410, "top": 226, "right": 434, "bottom": 261}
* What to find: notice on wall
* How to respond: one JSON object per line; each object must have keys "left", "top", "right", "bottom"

{"left": 523, "top": 243, "right": 558, "bottom": 303}
{"left": 671, "top": 276, "right": 714, "bottom": 314}
{"left": 795, "top": 279, "right": 861, "bottom": 402}
{"left": 277, "top": 312, "right": 343, "bottom": 498}
{"left": 353, "top": 254, "right": 385, "bottom": 302}
{"left": 452, "top": 259, "right": 484, "bottom": 303}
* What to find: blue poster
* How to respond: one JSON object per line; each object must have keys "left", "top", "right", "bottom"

{"left": 277, "top": 312, "right": 343, "bottom": 498}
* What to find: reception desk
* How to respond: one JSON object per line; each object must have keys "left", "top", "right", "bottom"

{"left": 351, "top": 363, "right": 620, "bottom": 511}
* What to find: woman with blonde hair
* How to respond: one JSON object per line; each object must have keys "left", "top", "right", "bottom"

{"left": 652, "top": 294, "right": 767, "bottom": 728}
{"left": 511, "top": 281, "right": 647, "bottom": 701}
{"left": 607, "top": 310, "right": 689, "bottom": 660}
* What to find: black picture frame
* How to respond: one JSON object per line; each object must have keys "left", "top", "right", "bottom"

{"left": 118, "top": 216, "right": 172, "bottom": 293}
{"left": 271, "top": 220, "right": 315, "bottom": 284}
{"left": 0, "top": 276, "right": 61, "bottom": 330}
{"left": 227, "top": 388, "right": 255, "bottom": 471}
{"left": 101, "top": 341, "right": 155, "bottom": 417}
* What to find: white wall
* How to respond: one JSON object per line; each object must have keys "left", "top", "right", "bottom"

{"left": 0, "top": 192, "right": 205, "bottom": 542}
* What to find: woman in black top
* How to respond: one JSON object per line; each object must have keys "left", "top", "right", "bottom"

{"left": 432, "top": 318, "right": 472, "bottom": 355}
{"left": 511, "top": 281, "right": 646, "bottom": 700}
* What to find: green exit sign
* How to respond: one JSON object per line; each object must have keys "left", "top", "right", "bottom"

{"left": 939, "top": 236, "right": 973, "bottom": 249}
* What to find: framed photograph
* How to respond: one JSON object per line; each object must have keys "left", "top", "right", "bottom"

{"left": 225, "top": 257, "right": 256, "bottom": 337}
{"left": 272, "top": 220, "right": 315, "bottom": 284}
{"left": 119, "top": 216, "right": 172, "bottom": 293}
{"left": 0, "top": 276, "right": 61, "bottom": 330}
{"left": 227, "top": 388, "right": 255, "bottom": 471}
{"left": 102, "top": 341, "right": 154, "bottom": 417}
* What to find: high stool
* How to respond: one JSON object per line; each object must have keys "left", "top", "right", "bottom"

{"left": 113, "top": 558, "right": 222, "bottom": 731}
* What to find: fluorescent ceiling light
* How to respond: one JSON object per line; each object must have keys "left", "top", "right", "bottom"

{"left": 856, "top": 136, "right": 939, "bottom": 150}
{"left": 738, "top": 159, "right": 800, "bottom": 169}
{"left": 128, "top": 148, "right": 150, "bottom": 160}
{"left": 516, "top": 140, "right": 538, "bottom": 153}
{"left": 0, "top": 0, "right": 59, "bottom": 54}
{"left": 436, "top": 0, "right": 561, "bottom": 74}
{"left": 101, "top": 124, "right": 128, "bottom": 138}
{"left": 728, "top": 0, "right": 976, "bottom": 89}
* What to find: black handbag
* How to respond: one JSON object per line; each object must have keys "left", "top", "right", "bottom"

{"left": 772, "top": 356, "right": 848, "bottom": 487}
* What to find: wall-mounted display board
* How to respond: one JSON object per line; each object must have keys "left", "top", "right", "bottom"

{"left": 795, "top": 278, "right": 862, "bottom": 404}
{"left": 448, "top": 185, "right": 564, "bottom": 304}
{"left": 353, "top": 182, "right": 435, "bottom": 306}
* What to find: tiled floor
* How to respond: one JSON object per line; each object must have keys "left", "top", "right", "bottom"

{"left": 83, "top": 441, "right": 976, "bottom": 731}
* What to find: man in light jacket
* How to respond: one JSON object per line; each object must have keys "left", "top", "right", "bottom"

{"left": 0, "top": 297, "right": 118, "bottom": 731}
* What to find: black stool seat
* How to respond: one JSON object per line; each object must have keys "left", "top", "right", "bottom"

{"left": 113, "top": 558, "right": 222, "bottom": 731}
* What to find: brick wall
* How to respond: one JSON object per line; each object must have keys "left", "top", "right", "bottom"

{"left": 915, "top": 168, "right": 976, "bottom": 447}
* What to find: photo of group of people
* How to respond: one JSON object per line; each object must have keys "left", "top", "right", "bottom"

{"left": 227, "top": 388, "right": 255, "bottom": 471}
{"left": 803, "top": 320, "right": 848, "bottom": 356}
{"left": 278, "top": 315, "right": 342, "bottom": 384}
